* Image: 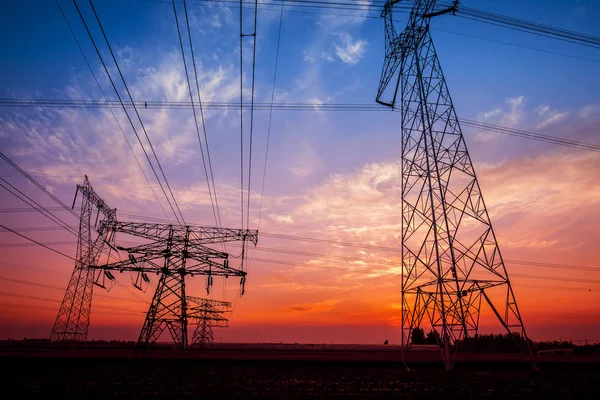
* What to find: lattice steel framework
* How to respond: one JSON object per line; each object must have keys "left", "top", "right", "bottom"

{"left": 93, "top": 222, "right": 258, "bottom": 350}
{"left": 187, "top": 296, "right": 231, "bottom": 348}
{"left": 376, "top": 0, "right": 536, "bottom": 370}
{"left": 50, "top": 176, "right": 117, "bottom": 342}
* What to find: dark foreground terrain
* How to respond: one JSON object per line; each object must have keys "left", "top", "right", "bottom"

{"left": 1, "top": 344, "right": 598, "bottom": 397}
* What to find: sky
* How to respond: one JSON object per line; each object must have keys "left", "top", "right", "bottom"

{"left": 0, "top": 0, "right": 599, "bottom": 345}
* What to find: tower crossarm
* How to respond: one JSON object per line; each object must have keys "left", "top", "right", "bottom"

{"left": 101, "top": 221, "right": 258, "bottom": 245}
{"left": 186, "top": 296, "right": 231, "bottom": 308}
{"left": 376, "top": 0, "right": 458, "bottom": 107}
{"left": 91, "top": 253, "right": 245, "bottom": 277}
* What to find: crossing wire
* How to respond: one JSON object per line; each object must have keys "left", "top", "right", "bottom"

{"left": 257, "top": 0, "right": 285, "bottom": 231}
{"left": 239, "top": 0, "right": 245, "bottom": 231}
{"left": 183, "top": 0, "right": 224, "bottom": 228}
{"left": 3, "top": 99, "right": 598, "bottom": 152}
{"left": 54, "top": 0, "right": 173, "bottom": 224}
{"left": 187, "top": 0, "right": 600, "bottom": 49}
{"left": 3, "top": 229, "right": 600, "bottom": 275}
{"left": 73, "top": 0, "right": 184, "bottom": 224}
{"left": 171, "top": 0, "right": 221, "bottom": 227}
{"left": 246, "top": 0, "right": 259, "bottom": 232}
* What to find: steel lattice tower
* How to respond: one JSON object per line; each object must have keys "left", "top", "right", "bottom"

{"left": 51, "top": 177, "right": 257, "bottom": 350}
{"left": 187, "top": 296, "right": 231, "bottom": 348}
{"left": 50, "top": 176, "right": 117, "bottom": 342}
{"left": 93, "top": 222, "right": 257, "bottom": 350}
{"left": 376, "top": 0, "right": 536, "bottom": 370}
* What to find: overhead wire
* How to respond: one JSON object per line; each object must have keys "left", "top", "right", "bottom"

{"left": 0, "top": 178, "right": 78, "bottom": 238}
{"left": 256, "top": 0, "right": 284, "bottom": 231}
{"left": 183, "top": 0, "right": 224, "bottom": 228}
{"left": 4, "top": 99, "right": 598, "bottom": 152}
{"left": 239, "top": 0, "right": 245, "bottom": 232}
{"left": 0, "top": 225, "right": 76, "bottom": 261}
{"left": 87, "top": 0, "right": 186, "bottom": 224}
{"left": 4, "top": 228, "right": 600, "bottom": 275}
{"left": 246, "top": 0, "right": 259, "bottom": 232}
{"left": 0, "top": 151, "right": 79, "bottom": 220}
{"left": 54, "top": 0, "right": 172, "bottom": 224}
{"left": 171, "top": 0, "right": 221, "bottom": 227}
{"left": 72, "top": 0, "right": 185, "bottom": 224}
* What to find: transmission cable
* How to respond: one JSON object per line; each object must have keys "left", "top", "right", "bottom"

{"left": 75, "top": 0, "right": 184, "bottom": 224}
{"left": 54, "top": 0, "right": 172, "bottom": 224}
{"left": 5, "top": 99, "right": 598, "bottom": 152}
{"left": 246, "top": 0, "right": 259, "bottom": 232}
{"left": 0, "top": 224, "right": 76, "bottom": 261}
{"left": 239, "top": 0, "right": 245, "bottom": 231}
{"left": 183, "top": 0, "right": 223, "bottom": 228}
{"left": 171, "top": 0, "right": 221, "bottom": 227}
{"left": 257, "top": 0, "right": 284, "bottom": 231}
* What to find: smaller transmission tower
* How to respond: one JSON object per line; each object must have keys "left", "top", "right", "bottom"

{"left": 187, "top": 296, "right": 231, "bottom": 348}
{"left": 50, "top": 176, "right": 117, "bottom": 342}
{"left": 92, "top": 222, "right": 257, "bottom": 350}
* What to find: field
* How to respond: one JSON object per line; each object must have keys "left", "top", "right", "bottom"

{"left": 1, "top": 343, "right": 598, "bottom": 397}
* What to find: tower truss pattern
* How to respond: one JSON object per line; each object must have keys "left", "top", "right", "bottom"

{"left": 50, "top": 176, "right": 117, "bottom": 342}
{"left": 93, "top": 222, "right": 257, "bottom": 350}
{"left": 50, "top": 177, "right": 258, "bottom": 350}
{"left": 376, "top": 0, "right": 536, "bottom": 370}
{"left": 187, "top": 296, "right": 231, "bottom": 348}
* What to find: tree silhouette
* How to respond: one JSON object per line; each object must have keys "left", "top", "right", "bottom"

{"left": 411, "top": 327, "right": 425, "bottom": 344}
{"left": 426, "top": 330, "right": 441, "bottom": 345}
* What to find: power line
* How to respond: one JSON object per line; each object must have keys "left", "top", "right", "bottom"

{"left": 0, "top": 276, "right": 148, "bottom": 304}
{"left": 447, "top": 3, "right": 600, "bottom": 49}
{"left": 158, "top": 0, "right": 600, "bottom": 50}
{"left": 72, "top": 0, "right": 184, "bottom": 224}
{"left": 0, "top": 293, "right": 146, "bottom": 316}
{"left": 0, "top": 178, "right": 79, "bottom": 240}
{"left": 0, "top": 152, "right": 78, "bottom": 220}
{"left": 54, "top": 0, "right": 173, "bottom": 224}
{"left": 171, "top": 0, "right": 221, "bottom": 227}
{"left": 431, "top": 26, "right": 600, "bottom": 65}
{"left": 246, "top": 0, "right": 259, "bottom": 232}
{"left": 0, "top": 224, "right": 76, "bottom": 261}
{"left": 4, "top": 229, "right": 600, "bottom": 276}
{"left": 460, "top": 119, "right": 600, "bottom": 153}
{"left": 4, "top": 99, "right": 598, "bottom": 152}
{"left": 183, "top": 0, "right": 223, "bottom": 228}
{"left": 87, "top": 0, "right": 186, "bottom": 224}
{"left": 239, "top": 0, "right": 245, "bottom": 231}
{"left": 257, "top": 0, "right": 284, "bottom": 231}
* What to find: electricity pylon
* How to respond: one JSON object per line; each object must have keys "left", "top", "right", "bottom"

{"left": 50, "top": 176, "right": 117, "bottom": 342}
{"left": 93, "top": 222, "right": 257, "bottom": 351}
{"left": 51, "top": 177, "right": 258, "bottom": 350}
{"left": 187, "top": 296, "right": 231, "bottom": 348}
{"left": 376, "top": 0, "right": 536, "bottom": 371}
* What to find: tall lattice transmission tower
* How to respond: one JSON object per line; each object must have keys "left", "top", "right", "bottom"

{"left": 376, "top": 0, "right": 536, "bottom": 371}
{"left": 50, "top": 176, "right": 117, "bottom": 342}
{"left": 187, "top": 296, "right": 231, "bottom": 348}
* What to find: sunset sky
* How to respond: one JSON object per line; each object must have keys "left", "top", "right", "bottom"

{"left": 1, "top": 0, "right": 599, "bottom": 344}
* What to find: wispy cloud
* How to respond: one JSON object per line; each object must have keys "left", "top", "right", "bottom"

{"left": 334, "top": 33, "right": 368, "bottom": 65}
{"left": 535, "top": 104, "right": 569, "bottom": 129}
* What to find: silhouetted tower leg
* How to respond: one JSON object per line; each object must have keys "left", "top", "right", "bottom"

{"left": 192, "top": 319, "right": 214, "bottom": 348}
{"left": 50, "top": 194, "right": 94, "bottom": 342}
{"left": 376, "top": 0, "right": 536, "bottom": 371}
{"left": 137, "top": 228, "right": 189, "bottom": 350}
{"left": 50, "top": 176, "right": 116, "bottom": 342}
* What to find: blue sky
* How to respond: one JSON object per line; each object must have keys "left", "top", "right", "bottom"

{"left": 1, "top": 1, "right": 600, "bottom": 342}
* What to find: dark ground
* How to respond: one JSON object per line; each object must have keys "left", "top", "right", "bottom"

{"left": 1, "top": 344, "right": 598, "bottom": 398}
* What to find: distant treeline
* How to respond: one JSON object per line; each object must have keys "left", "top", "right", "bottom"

{"left": 410, "top": 328, "right": 600, "bottom": 354}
